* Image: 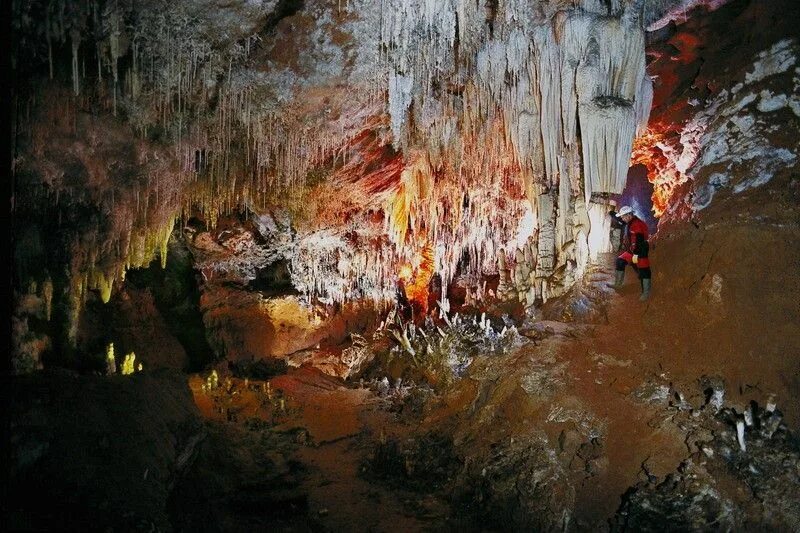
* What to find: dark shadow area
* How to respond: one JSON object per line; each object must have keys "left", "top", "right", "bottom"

{"left": 248, "top": 258, "right": 299, "bottom": 297}
{"left": 125, "top": 234, "right": 217, "bottom": 372}
{"left": 621, "top": 164, "right": 658, "bottom": 234}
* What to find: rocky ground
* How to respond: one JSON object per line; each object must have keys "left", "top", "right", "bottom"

{"left": 7, "top": 255, "right": 800, "bottom": 531}
{"left": 171, "top": 259, "right": 799, "bottom": 531}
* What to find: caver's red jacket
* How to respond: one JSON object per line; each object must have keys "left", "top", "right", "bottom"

{"left": 619, "top": 217, "right": 650, "bottom": 268}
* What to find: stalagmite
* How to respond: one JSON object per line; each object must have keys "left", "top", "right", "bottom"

{"left": 736, "top": 419, "right": 747, "bottom": 452}
{"left": 106, "top": 343, "right": 116, "bottom": 375}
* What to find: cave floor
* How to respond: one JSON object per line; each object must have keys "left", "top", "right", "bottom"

{"left": 187, "top": 367, "right": 445, "bottom": 531}
{"left": 179, "top": 262, "right": 800, "bottom": 531}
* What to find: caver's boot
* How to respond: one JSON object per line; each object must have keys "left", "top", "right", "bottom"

{"left": 639, "top": 278, "right": 652, "bottom": 301}
{"left": 610, "top": 270, "right": 625, "bottom": 289}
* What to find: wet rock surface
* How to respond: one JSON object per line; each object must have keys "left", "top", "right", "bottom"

{"left": 614, "top": 459, "right": 740, "bottom": 532}
{"left": 167, "top": 423, "right": 313, "bottom": 532}
{"left": 366, "top": 432, "right": 461, "bottom": 493}
{"left": 453, "top": 431, "right": 575, "bottom": 531}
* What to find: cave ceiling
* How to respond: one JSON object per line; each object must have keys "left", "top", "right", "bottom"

{"left": 11, "top": 0, "right": 743, "bottom": 332}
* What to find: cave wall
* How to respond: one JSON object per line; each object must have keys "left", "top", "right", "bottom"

{"left": 635, "top": 0, "right": 800, "bottom": 223}
{"left": 628, "top": 0, "right": 800, "bottom": 401}
{"left": 11, "top": 0, "right": 702, "bottom": 369}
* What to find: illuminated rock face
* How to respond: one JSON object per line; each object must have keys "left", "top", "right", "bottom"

{"left": 633, "top": 1, "right": 800, "bottom": 227}
{"left": 11, "top": 0, "right": 674, "bottom": 366}
{"left": 380, "top": 0, "right": 653, "bottom": 304}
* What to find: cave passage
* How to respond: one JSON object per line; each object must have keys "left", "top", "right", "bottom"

{"left": 6, "top": 0, "right": 800, "bottom": 530}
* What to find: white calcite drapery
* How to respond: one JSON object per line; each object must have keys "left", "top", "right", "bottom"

{"left": 378, "top": 0, "right": 653, "bottom": 304}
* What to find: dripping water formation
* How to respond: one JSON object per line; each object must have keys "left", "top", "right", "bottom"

{"left": 6, "top": 0, "right": 800, "bottom": 530}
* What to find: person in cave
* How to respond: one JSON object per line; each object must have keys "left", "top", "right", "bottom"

{"left": 611, "top": 205, "right": 651, "bottom": 300}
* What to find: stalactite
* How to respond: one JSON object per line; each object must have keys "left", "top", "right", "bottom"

{"left": 46, "top": 10, "right": 54, "bottom": 80}
{"left": 71, "top": 31, "right": 81, "bottom": 96}
{"left": 373, "top": 0, "right": 651, "bottom": 302}
{"left": 11, "top": 0, "right": 657, "bottom": 321}
{"left": 110, "top": 19, "right": 119, "bottom": 114}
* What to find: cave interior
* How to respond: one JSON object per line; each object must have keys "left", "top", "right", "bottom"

{"left": 5, "top": 0, "right": 800, "bottom": 530}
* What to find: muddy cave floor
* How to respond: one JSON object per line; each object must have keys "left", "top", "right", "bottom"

{"left": 164, "top": 261, "right": 800, "bottom": 531}
{"left": 9, "top": 260, "right": 800, "bottom": 531}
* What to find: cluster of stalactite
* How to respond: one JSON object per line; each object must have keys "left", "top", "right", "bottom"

{"left": 11, "top": 0, "right": 381, "bottom": 343}
{"left": 11, "top": 0, "right": 671, "bottom": 351}
{"left": 378, "top": 0, "right": 654, "bottom": 304}
{"left": 282, "top": 0, "right": 666, "bottom": 308}
{"left": 13, "top": 0, "right": 391, "bottom": 217}
{"left": 11, "top": 77, "right": 186, "bottom": 348}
